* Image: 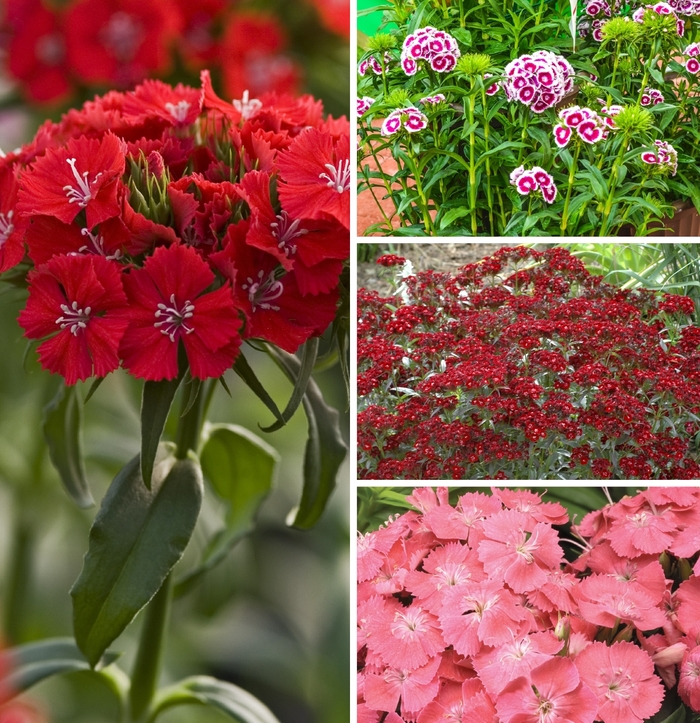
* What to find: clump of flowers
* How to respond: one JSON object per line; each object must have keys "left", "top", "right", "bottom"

{"left": 510, "top": 165, "right": 558, "bottom": 203}
{"left": 632, "top": 2, "right": 685, "bottom": 34}
{"left": 419, "top": 93, "right": 446, "bottom": 105}
{"left": 358, "top": 485, "right": 700, "bottom": 723}
{"left": 554, "top": 106, "right": 610, "bottom": 147}
{"left": 1, "top": 71, "right": 349, "bottom": 385}
{"left": 502, "top": 50, "right": 575, "bottom": 113}
{"left": 683, "top": 42, "right": 700, "bottom": 73}
{"left": 357, "top": 96, "right": 375, "bottom": 116}
{"left": 381, "top": 107, "right": 429, "bottom": 136}
{"left": 358, "top": 53, "right": 392, "bottom": 76}
{"left": 641, "top": 140, "right": 679, "bottom": 175}
{"left": 358, "top": 246, "right": 700, "bottom": 480}
{"left": 400, "top": 26, "right": 461, "bottom": 76}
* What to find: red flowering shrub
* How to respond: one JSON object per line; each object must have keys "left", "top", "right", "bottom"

{"left": 357, "top": 486, "right": 700, "bottom": 723}
{"left": 1, "top": 71, "right": 349, "bottom": 384}
{"left": 358, "top": 246, "right": 700, "bottom": 480}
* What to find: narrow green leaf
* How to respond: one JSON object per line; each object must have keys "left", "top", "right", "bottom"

{"left": 71, "top": 448, "right": 203, "bottom": 667}
{"left": 175, "top": 424, "right": 278, "bottom": 594}
{"left": 42, "top": 383, "right": 93, "bottom": 509}
{"left": 83, "top": 376, "right": 105, "bottom": 405}
{"left": 0, "top": 638, "right": 120, "bottom": 699}
{"left": 268, "top": 348, "right": 347, "bottom": 530}
{"left": 232, "top": 352, "right": 284, "bottom": 426}
{"left": 261, "top": 337, "right": 320, "bottom": 433}
{"left": 655, "top": 705, "right": 686, "bottom": 723}
{"left": 140, "top": 373, "right": 184, "bottom": 489}
{"left": 151, "top": 677, "right": 281, "bottom": 723}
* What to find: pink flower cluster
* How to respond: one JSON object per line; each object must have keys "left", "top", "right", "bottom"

{"left": 357, "top": 96, "right": 375, "bottom": 117}
{"left": 554, "top": 106, "right": 611, "bottom": 148}
{"left": 359, "top": 53, "right": 392, "bottom": 76}
{"left": 641, "top": 140, "right": 679, "bottom": 175}
{"left": 400, "top": 27, "right": 461, "bottom": 76}
{"left": 503, "top": 50, "right": 575, "bottom": 113}
{"left": 667, "top": 0, "right": 700, "bottom": 16}
{"left": 381, "top": 107, "right": 429, "bottom": 136}
{"left": 483, "top": 73, "right": 500, "bottom": 96}
{"left": 684, "top": 43, "right": 700, "bottom": 74}
{"left": 357, "top": 486, "right": 700, "bottom": 723}
{"left": 419, "top": 93, "right": 446, "bottom": 105}
{"left": 632, "top": 2, "right": 685, "bottom": 35}
{"left": 641, "top": 88, "right": 665, "bottom": 106}
{"left": 510, "top": 165, "right": 558, "bottom": 203}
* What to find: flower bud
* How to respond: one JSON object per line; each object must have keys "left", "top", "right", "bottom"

{"left": 613, "top": 105, "right": 654, "bottom": 134}
{"left": 368, "top": 33, "right": 397, "bottom": 53}
{"left": 456, "top": 53, "right": 492, "bottom": 77}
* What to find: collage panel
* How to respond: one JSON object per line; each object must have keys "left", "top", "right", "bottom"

{"left": 356, "top": 1, "right": 700, "bottom": 237}
{"left": 357, "top": 242, "right": 700, "bottom": 481}
{"left": 356, "top": 484, "right": 700, "bottom": 723}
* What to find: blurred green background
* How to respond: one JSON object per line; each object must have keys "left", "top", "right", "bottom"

{"left": 0, "top": 134, "right": 350, "bottom": 722}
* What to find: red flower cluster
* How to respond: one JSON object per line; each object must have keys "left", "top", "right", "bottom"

{"left": 0, "top": 0, "right": 348, "bottom": 104}
{"left": 2, "top": 72, "right": 348, "bottom": 384}
{"left": 358, "top": 486, "right": 700, "bottom": 723}
{"left": 358, "top": 246, "right": 700, "bottom": 480}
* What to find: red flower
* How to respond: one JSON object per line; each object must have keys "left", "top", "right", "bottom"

{"left": 172, "top": 0, "right": 226, "bottom": 69}
{"left": 119, "top": 243, "right": 242, "bottom": 381}
{"left": 0, "top": 165, "right": 26, "bottom": 273}
{"left": 308, "top": 0, "right": 349, "bottom": 37}
{"left": 277, "top": 128, "right": 350, "bottom": 228}
{"left": 17, "top": 132, "right": 126, "bottom": 228}
{"left": 18, "top": 254, "right": 128, "bottom": 385}
{"left": 64, "top": 0, "right": 180, "bottom": 87}
{"left": 211, "top": 221, "right": 339, "bottom": 353}
{"left": 122, "top": 79, "right": 204, "bottom": 128}
{"left": 237, "top": 170, "right": 348, "bottom": 295}
{"left": 6, "top": 0, "right": 71, "bottom": 103}
{"left": 220, "top": 12, "right": 299, "bottom": 100}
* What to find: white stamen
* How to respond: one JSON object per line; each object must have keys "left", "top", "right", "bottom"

{"left": 63, "top": 158, "right": 102, "bottom": 208}
{"left": 232, "top": 90, "right": 262, "bottom": 120}
{"left": 0, "top": 210, "right": 15, "bottom": 248}
{"left": 72, "top": 227, "right": 123, "bottom": 261}
{"left": 241, "top": 270, "right": 284, "bottom": 311}
{"left": 270, "top": 211, "right": 307, "bottom": 257}
{"left": 56, "top": 300, "right": 91, "bottom": 335}
{"left": 165, "top": 100, "right": 192, "bottom": 123}
{"left": 319, "top": 159, "right": 350, "bottom": 193}
{"left": 153, "top": 293, "right": 195, "bottom": 342}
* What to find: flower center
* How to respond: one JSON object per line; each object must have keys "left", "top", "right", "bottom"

{"left": 73, "top": 228, "right": 123, "bottom": 261}
{"left": 63, "top": 158, "right": 102, "bottom": 208}
{"left": 242, "top": 270, "right": 284, "bottom": 312}
{"left": 270, "top": 211, "right": 307, "bottom": 256}
{"left": 165, "top": 100, "right": 191, "bottom": 123}
{"left": 319, "top": 159, "right": 350, "bottom": 193}
{"left": 0, "top": 211, "right": 15, "bottom": 247}
{"left": 232, "top": 90, "right": 262, "bottom": 120}
{"left": 102, "top": 12, "right": 143, "bottom": 62}
{"left": 154, "top": 294, "right": 195, "bottom": 342}
{"left": 56, "top": 301, "right": 91, "bottom": 335}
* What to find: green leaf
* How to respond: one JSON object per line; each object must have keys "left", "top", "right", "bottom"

{"left": 175, "top": 424, "right": 278, "bottom": 593}
{"left": 71, "top": 448, "right": 203, "bottom": 667}
{"left": 151, "top": 676, "right": 280, "bottom": 723}
{"left": 232, "top": 352, "right": 284, "bottom": 426}
{"left": 439, "top": 207, "right": 472, "bottom": 229}
{"left": 140, "top": 372, "right": 185, "bottom": 489}
{"left": 0, "top": 638, "right": 120, "bottom": 699}
{"left": 655, "top": 705, "right": 686, "bottom": 723}
{"left": 42, "top": 383, "right": 93, "bottom": 509}
{"left": 268, "top": 347, "right": 347, "bottom": 530}
{"left": 262, "top": 337, "right": 319, "bottom": 432}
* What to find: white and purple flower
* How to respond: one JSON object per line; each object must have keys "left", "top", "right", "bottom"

{"left": 554, "top": 106, "right": 609, "bottom": 146}
{"left": 357, "top": 96, "right": 375, "bottom": 117}
{"left": 510, "top": 164, "right": 558, "bottom": 203}
{"left": 684, "top": 43, "right": 700, "bottom": 72}
{"left": 380, "top": 107, "right": 429, "bottom": 136}
{"left": 633, "top": 3, "right": 685, "bottom": 34}
{"left": 419, "top": 93, "right": 446, "bottom": 105}
{"left": 400, "top": 26, "right": 461, "bottom": 76}
{"left": 641, "top": 140, "right": 678, "bottom": 175}
{"left": 640, "top": 87, "right": 665, "bottom": 106}
{"left": 503, "top": 51, "right": 575, "bottom": 113}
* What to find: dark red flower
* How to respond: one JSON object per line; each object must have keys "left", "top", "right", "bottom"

{"left": 119, "top": 243, "right": 242, "bottom": 380}
{"left": 0, "top": 165, "right": 27, "bottom": 273}
{"left": 277, "top": 128, "right": 350, "bottom": 228}
{"left": 121, "top": 79, "right": 203, "bottom": 128}
{"left": 18, "top": 254, "right": 128, "bottom": 385}
{"left": 16, "top": 132, "right": 126, "bottom": 228}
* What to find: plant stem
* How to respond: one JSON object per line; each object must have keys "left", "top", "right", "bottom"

{"left": 468, "top": 81, "right": 478, "bottom": 235}
{"left": 599, "top": 132, "right": 630, "bottom": 236}
{"left": 407, "top": 145, "right": 435, "bottom": 235}
{"left": 481, "top": 84, "right": 494, "bottom": 235}
{"left": 517, "top": 111, "right": 530, "bottom": 166}
{"left": 560, "top": 142, "right": 581, "bottom": 234}
{"left": 129, "top": 574, "right": 173, "bottom": 722}
{"left": 607, "top": 41, "right": 621, "bottom": 107}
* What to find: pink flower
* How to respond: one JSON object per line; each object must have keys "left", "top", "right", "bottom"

{"left": 478, "top": 509, "right": 563, "bottom": 592}
{"left": 687, "top": 57, "right": 700, "bottom": 73}
{"left": 554, "top": 124, "right": 572, "bottom": 148}
{"left": 679, "top": 645, "right": 700, "bottom": 712}
{"left": 363, "top": 655, "right": 441, "bottom": 715}
{"left": 676, "top": 576, "right": 700, "bottom": 637}
{"left": 575, "top": 641, "right": 664, "bottom": 723}
{"left": 497, "top": 656, "right": 598, "bottom": 723}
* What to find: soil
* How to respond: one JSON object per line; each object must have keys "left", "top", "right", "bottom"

{"left": 357, "top": 241, "right": 519, "bottom": 295}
